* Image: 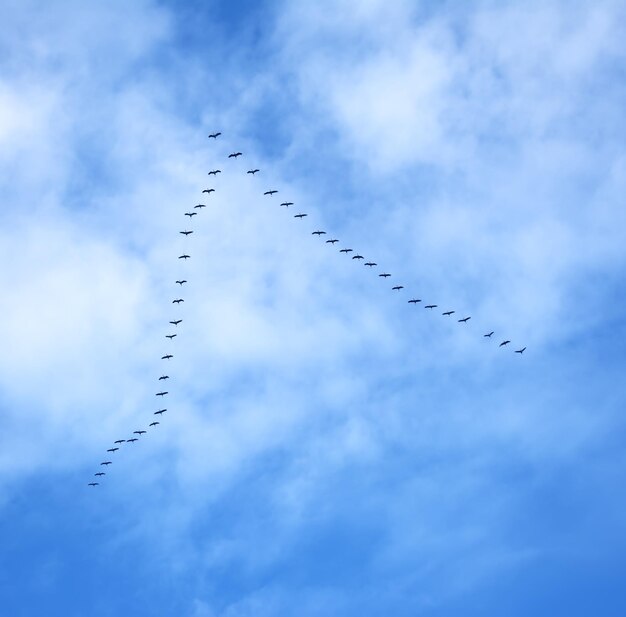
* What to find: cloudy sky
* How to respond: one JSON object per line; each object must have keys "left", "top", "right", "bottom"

{"left": 1, "top": 0, "right": 625, "bottom": 615}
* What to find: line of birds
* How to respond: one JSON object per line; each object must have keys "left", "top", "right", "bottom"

{"left": 88, "top": 130, "right": 525, "bottom": 487}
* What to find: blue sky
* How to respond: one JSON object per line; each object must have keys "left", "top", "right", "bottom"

{"left": 1, "top": 0, "right": 626, "bottom": 615}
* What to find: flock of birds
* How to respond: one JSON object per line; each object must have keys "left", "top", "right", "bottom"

{"left": 87, "top": 130, "right": 526, "bottom": 487}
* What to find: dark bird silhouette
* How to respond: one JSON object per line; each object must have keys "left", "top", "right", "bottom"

{"left": 264, "top": 190, "right": 278, "bottom": 195}
{"left": 408, "top": 299, "right": 421, "bottom": 304}
{"left": 195, "top": 204, "right": 207, "bottom": 209}
{"left": 88, "top": 482, "right": 99, "bottom": 486}
{"left": 173, "top": 299, "right": 184, "bottom": 304}
{"left": 101, "top": 461, "right": 112, "bottom": 466}
{"left": 294, "top": 213, "right": 307, "bottom": 219}
{"left": 364, "top": 262, "right": 377, "bottom": 267}
{"left": 484, "top": 331, "right": 494, "bottom": 338}
{"left": 280, "top": 202, "right": 293, "bottom": 207}
{"left": 202, "top": 188, "right": 215, "bottom": 194}
{"left": 339, "top": 248, "right": 353, "bottom": 253}
{"left": 149, "top": 422, "right": 160, "bottom": 427}
{"left": 515, "top": 347, "right": 526, "bottom": 354}
{"left": 379, "top": 273, "right": 391, "bottom": 278}
{"left": 180, "top": 230, "right": 193, "bottom": 236}
{"left": 208, "top": 132, "right": 221, "bottom": 139}
{"left": 156, "top": 391, "right": 168, "bottom": 397}
{"left": 247, "top": 169, "right": 260, "bottom": 174}
{"left": 326, "top": 239, "right": 339, "bottom": 244}
{"left": 312, "top": 231, "right": 326, "bottom": 236}
{"left": 166, "top": 334, "right": 177, "bottom": 340}
{"left": 127, "top": 438, "right": 138, "bottom": 443}
{"left": 392, "top": 285, "right": 404, "bottom": 291}
{"left": 352, "top": 255, "right": 364, "bottom": 260}
{"left": 185, "top": 212, "right": 197, "bottom": 218}
{"left": 208, "top": 169, "right": 221, "bottom": 176}
{"left": 458, "top": 316, "right": 471, "bottom": 323}
{"left": 155, "top": 409, "right": 166, "bottom": 415}
{"left": 170, "top": 319, "right": 182, "bottom": 326}
{"left": 178, "top": 254, "right": 190, "bottom": 260}
{"left": 499, "top": 340, "right": 511, "bottom": 347}
{"left": 134, "top": 430, "right": 147, "bottom": 436}
{"left": 95, "top": 472, "right": 105, "bottom": 477}
{"left": 107, "top": 447, "right": 119, "bottom": 453}
{"left": 175, "top": 280, "right": 187, "bottom": 285}
{"left": 425, "top": 304, "right": 437, "bottom": 309}
{"left": 162, "top": 354, "right": 173, "bottom": 360}
{"left": 114, "top": 439, "right": 125, "bottom": 444}
{"left": 158, "top": 375, "right": 169, "bottom": 381}
{"left": 442, "top": 311, "right": 455, "bottom": 316}
{"left": 228, "top": 152, "right": 243, "bottom": 158}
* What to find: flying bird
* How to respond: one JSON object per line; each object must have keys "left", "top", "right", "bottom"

{"left": 484, "top": 331, "right": 494, "bottom": 338}
{"left": 228, "top": 152, "right": 243, "bottom": 158}
{"left": 515, "top": 347, "right": 526, "bottom": 354}
{"left": 208, "top": 132, "right": 221, "bottom": 139}
{"left": 379, "top": 273, "right": 391, "bottom": 278}
{"left": 339, "top": 248, "right": 353, "bottom": 253}
{"left": 195, "top": 204, "right": 207, "bottom": 209}
{"left": 158, "top": 375, "right": 169, "bottom": 381}
{"left": 442, "top": 311, "right": 455, "bottom": 316}
{"left": 180, "top": 230, "right": 193, "bottom": 236}
{"left": 280, "top": 202, "right": 293, "bottom": 207}
{"left": 184, "top": 212, "right": 197, "bottom": 218}
{"left": 134, "top": 430, "right": 147, "bottom": 436}
{"left": 392, "top": 285, "right": 404, "bottom": 291}
{"left": 95, "top": 472, "right": 105, "bottom": 477}
{"left": 114, "top": 439, "right": 125, "bottom": 444}
{"left": 166, "top": 334, "right": 177, "bottom": 340}
{"left": 161, "top": 354, "right": 173, "bottom": 360}
{"left": 499, "top": 340, "right": 511, "bottom": 347}
{"left": 149, "top": 422, "right": 160, "bottom": 427}
{"left": 106, "top": 448, "right": 119, "bottom": 453}
{"left": 326, "top": 239, "right": 339, "bottom": 244}
{"left": 425, "top": 304, "right": 437, "bottom": 309}
{"left": 294, "top": 213, "right": 307, "bottom": 218}
{"left": 207, "top": 169, "right": 221, "bottom": 176}
{"left": 101, "top": 461, "right": 112, "bottom": 466}
{"left": 352, "top": 255, "right": 364, "bottom": 260}
{"left": 175, "top": 280, "right": 187, "bottom": 285}
{"left": 408, "top": 299, "right": 421, "bottom": 304}
{"left": 88, "top": 482, "right": 99, "bottom": 487}
{"left": 127, "top": 438, "right": 138, "bottom": 443}
{"left": 170, "top": 319, "right": 182, "bottom": 326}
{"left": 156, "top": 391, "right": 168, "bottom": 397}
{"left": 247, "top": 169, "right": 260, "bottom": 174}
{"left": 312, "top": 231, "right": 326, "bottom": 236}
{"left": 178, "top": 254, "right": 190, "bottom": 260}
{"left": 264, "top": 190, "right": 278, "bottom": 195}
{"left": 458, "top": 316, "right": 471, "bottom": 323}
{"left": 364, "top": 262, "right": 377, "bottom": 267}
{"left": 155, "top": 409, "right": 166, "bottom": 415}
{"left": 173, "top": 299, "right": 184, "bottom": 304}
{"left": 202, "top": 188, "right": 215, "bottom": 194}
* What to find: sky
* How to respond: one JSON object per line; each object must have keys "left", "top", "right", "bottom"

{"left": 1, "top": 0, "right": 626, "bottom": 615}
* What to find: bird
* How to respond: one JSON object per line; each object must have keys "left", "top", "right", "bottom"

{"left": 158, "top": 375, "right": 169, "bottom": 381}
{"left": 425, "top": 304, "right": 437, "bottom": 309}
{"left": 88, "top": 482, "right": 99, "bottom": 487}
{"left": 247, "top": 169, "right": 260, "bottom": 174}
{"left": 379, "top": 273, "right": 391, "bottom": 278}
{"left": 156, "top": 391, "right": 168, "bottom": 397}
{"left": 408, "top": 299, "right": 421, "bottom": 304}
{"left": 339, "top": 248, "right": 353, "bottom": 253}
{"left": 201, "top": 188, "right": 215, "bottom": 194}
{"left": 127, "top": 438, "right": 138, "bottom": 443}
{"left": 106, "top": 447, "right": 119, "bottom": 453}
{"left": 392, "top": 285, "right": 404, "bottom": 291}
{"left": 170, "top": 319, "right": 182, "bottom": 326}
{"left": 114, "top": 439, "right": 126, "bottom": 444}
{"left": 155, "top": 409, "right": 166, "bottom": 415}
{"left": 95, "top": 472, "right": 105, "bottom": 477}
{"left": 312, "top": 231, "right": 326, "bottom": 236}
{"left": 484, "top": 331, "right": 494, "bottom": 338}
{"left": 178, "top": 254, "right": 190, "bottom": 260}
{"left": 228, "top": 152, "right": 242, "bottom": 158}
{"left": 208, "top": 132, "right": 221, "bottom": 139}
{"left": 208, "top": 169, "right": 221, "bottom": 175}
{"left": 175, "top": 280, "right": 187, "bottom": 285}
{"left": 442, "top": 311, "right": 455, "bottom": 316}
{"left": 352, "top": 255, "right": 364, "bottom": 260}
{"left": 326, "top": 239, "right": 339, "bottom": 244}
{"left": 101, "top": 461, "right": 112, "bottom": 466}
{"left": 294, "top": 213, "right": 307, "bottom": 218}
{"left": 161, "top": 354, "right": 173, "bottom": 360}
{"left": 134, "top": 430, "right": 147, "bottom": 436}
{"left": 180, "top": 230, "right": 193, "bottom": 236}
{"left": 515, "top": 347, "right": 526, "bottom": 354}
{"left": 166, "top": 334, "right": 177, "bottom": 340}
{"left": 264, "top": 190, "right": 278, "bottom": 195}
{"left": 499, "top": 340, "right": 511, "bottom": 347}
{"left": 458, "top": 316, "right": 471, "bottom": 323}
{"left": 173, "top": 299, "right": 184, "bottom": 304}
{"left": 184, "top": 212, "right": 197, "bottom": 218}
{"left": 195, "top": 204, "right": 207, "bottom": 209}
{"left": 149, "top": 422, "right": 160, "bottom": 427}
{"left": 280, "top": 202, "right": 293, "bottom": 207}
{"left": 364, "top": 262, "right": 377, "bottom": 267}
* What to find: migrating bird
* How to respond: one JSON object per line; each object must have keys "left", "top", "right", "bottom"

{"left": 158, "top": 375, "right": 169, "bottom": 381}
{"left": 515, "top": 347, "right": 526, "bottom": 354}
{"left": 184, "top": 212, "right": 197, "bottom": 218}
{"left": 173, "top": 299, "right": 184, "bottom": 304}
{"left": 95, "top": 472, "right": 105, "bottom": 477}
{"left": 208, "top": 169, "right": 221, "bottom": 176}
{"left": 101, "top": 461, "right": 112, "bottom": 466}
{"left": 425, "top": 304, "right": 437, "bottom": 309}
{"left": 208, "top": 132, "right": 222, "bottom": 139}
{"left": 149, "top": 422, "right": 160, "bottom": 427}
{"left": 352, "top": 255, "right": 364, "bottom": 260}
{"left": 484, "top": 331, "right": 494, "bottom": 338}
{"left": 442, "top": 311, "right": 455, "bottom": 316}
{"left": 392, "top": 285, "right": 404, "bottom": 291}
{"left": 114, "top": 439, "right": 126, "bottom": 444}
{"left": 364, "top": 262, "right": 377, "bottom": 267}
{"left": 228, "top": 152, "right": 243, "bottom": 158}
{"left": 408, "top": 299, "right": 421, "bottom": 304}
{"left": 156, "top": 391, "right": 168, "bottom": 397}
{"left": 170, "top": 319, "right": 182, "bottom": 326}
{"left": 180, "top": 230, "right": 193, "bottom": 236}
{"left": 458, "top": 316, "right": 471, "bottom": 323}
{"left": 134, "top": 430, "right": 147, "bottom": 436}
{"left": 499, "top": 340, "right": 511, "bottom": 347}
{"left": 312, "top": 231, "right": 326, "bottom": 236}
{"left": 280, "top": 202, "right": 293, "bottom": 207}
{"left": 326, "top": 239, "right": 339, "bottom": 244}
{"left": 379, "top": 273, "right": 391, "bottom": 278}
{"left": 155, "top": 409, "right": 166, "bottom": 415}
{"left": 127, "top": 438, "right": 138, "bottom": 443}
{"left": 178, "top": 254, "right": 190, "bottom": 260}
{"left": 339, "top": 248, "right": 353, "bottom": 254}
{"left": 161, "top": 354, "right": 173, "bottom": 360}
{"left": 202, "top": 188, "right": 215, "bottom": 194}
{"left": 264, "top": 190, "right": 278, "bottom": 195}
{"left": 294, "top": 213, "right": 307, "bottom": 219}
{"left": 176, "top": 280, "right": 187, "bottom": 285}
{"left": 106, "top": 447, "right": 119, "bottom": 453}
{"left": 166, "top": 334, "right": 177, "bottom": 340}
{"left": 247, "top": 169, "right": 260, "bottom": 174}
{"left": 88, "top": 482, "right": 99, "bottom": 487}
{"left": 195, "top": 204, "right": 207, "bottom": 209}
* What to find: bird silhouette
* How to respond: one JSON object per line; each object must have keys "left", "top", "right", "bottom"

{"left": 158, "top": 375, "right": 169, "bottom": 381}
{"left": 101, "top": 461, "right": 112, "bottom": 466}
{"left": 264, "top": 190, "right": 278, "bottom": 195}
{"left": 173, "top": 299, "right": 184, "bottom": 304}
{"left": 352, "top": 254, "right": 364, "bottom": 260}
{"left": 280, "top": 202, "right": 293, "bottom": 207}
{"left": 202, "top": 188, "right": 215, "bottom": 194}
{"left": 392, "top": 285, "right": 404, "bottom": 291}
{"left": 364, "top": 262, "right": 377, "bottom": 267}
{"left": 208, "top": 170, "right": 221, "bottom": 175}
{"left": 499, "top": 340, "right": 511, "bottom": 347}
{"left": 208, "top": 132, "right": 221, "bottom": 139}
{"left": 312, "top": 231, "right": 326, "bottom": 236}
{"left": 175, "top": 280, "right": 187, "bottom": 285}
{"left": 379, "top": 273, "right": 391, "bottom": 278}
{"left": 228, "top": 152, "right": 243, "bottom": 158}
{"left": 339, "top": 248, "right": 353, "bottom": 253}
{"left": 170, "top": 319, "right": 182, "bottom": 326}
{"left": 161, "top": 354, "right": 173, "bottom": 360}
{"left": 134, "top": 430, "right": 147, "bottom": 436}
{"left": 149, "top": 422, "right": 160, "bottom": 427}
{"left": 484, "top": 331, "right": 494, "bottom": 338}
{"left": 247, "top": 169, "right": 260, "bottom": 174}
{"left": 156, "top": 391, "right": 168, "bottom": 397}
{"left": 458, "top": 316, "right": 471, "bottom": 323}
{"left": 294, "top": 213, "right": 307, "bottom": 218}
{"left": 106, "top": 447, "right": 119, "bottom": 453}
{"left": 166, "top": 334, "right": 177, "bottom": 340}
{"left": 154, "top": 409, "right": 166, "bottom": 415}
{"left": 178, "top": 254, "right": 190, "bottom": 260}
{"left": 95, "top": 472, "right": 105, "bottom": 477}
{"left": 180, "top": 230, "right": 193, "bottom": 236}
{"left": 326, "top": 239, "right": 339, "bottom": 244}
{"left": 408, "top": 299, "right": 421, "bottom": 304}
{"left": 114, "top": 439, "right": 125, "bottom": 444}
{"left": 88, "top": 482, "right": 99, "bottom": 486}
{"left": 194, "top": 204, "right": 207, "bottom": 209}
{"left": 442, "top": 311, "right": 455, "bottom": 316}
{"left": 425, "top": 304, "right": 437, "bottom": 309}
{"left": 127, "top": 438, "right": 138, "bottom": 443}
{"left": 515, "top": 347, "right": 526, "bottom": 354}
{"left": 184, "top": 212, "right": 197, "bottom": 218}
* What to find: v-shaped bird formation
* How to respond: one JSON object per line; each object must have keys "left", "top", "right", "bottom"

{"left": 87, "top": 132, "right": 526, "bottom": 487}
